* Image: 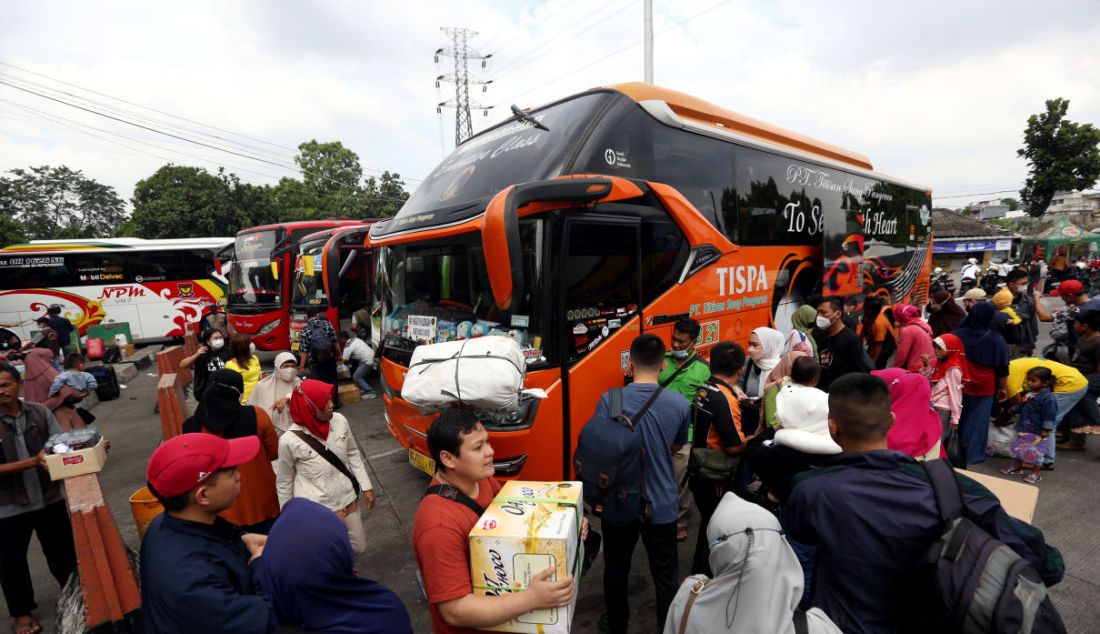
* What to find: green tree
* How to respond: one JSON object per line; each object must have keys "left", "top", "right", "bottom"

{"left": 1017, "top": 98, "right": 1100, "bottom": 217}
{"left": 999, "top": 197, "right": 1020, "bottom": 211}
{"left": 128, "top": 165, "right": 276, "bottom": 238}
{"left": 0, "top": 165, "right": 127, "bottom": 239}
{"left": 362, "top": 171, "right": 410, "bottom": 217}
{"left": 295, "top": 139, "right": 367, "bottom": 215}
{"left": 0, "top": 213, "right": 27, "bottom": 247}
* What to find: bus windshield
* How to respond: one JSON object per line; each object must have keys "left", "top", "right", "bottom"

{"left": 377, "top": 220, "right": 544, "bottom": 358}
{"left": 292, "top": 249, "right": 327, "bottom": 307}
{"left": 391, "top": 92, "right": 612, "bottom": 222}
{"left": 228, "top": 230, "right": 281, "bottom": 306}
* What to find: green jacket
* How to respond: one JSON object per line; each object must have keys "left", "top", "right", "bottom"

{"left": 658, "top": 353, "right": 711, "bottom": 403}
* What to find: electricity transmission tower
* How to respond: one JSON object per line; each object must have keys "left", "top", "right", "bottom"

{"left": 435, "top": 27, "right": 493, "bottom": 146}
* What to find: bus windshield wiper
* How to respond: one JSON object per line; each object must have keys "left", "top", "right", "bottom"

{"left": 510, "top": 105, "right": 549, "bottom": 132}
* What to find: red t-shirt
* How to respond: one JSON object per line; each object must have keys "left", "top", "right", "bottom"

{"left": 964, "top": 362, "right": 996, "bottom": 397}
{"left": 412, "top": 476, "right": 503, "bottom": 634}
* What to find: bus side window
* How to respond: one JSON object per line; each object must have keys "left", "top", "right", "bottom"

{"left": 562, "top": 220, "right": 640, "bottom": 363}
{"left": 640, "top": 215, "right": 688, "bottom": 302}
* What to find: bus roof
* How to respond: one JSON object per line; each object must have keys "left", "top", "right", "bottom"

{"left": 608, "top": 83, "right": 873, "bottom": 171}
{"left": 239, "top": 219, "right": 367, "bottom": 234}
{"left": 1, "top": 237, "right": 234, "bottom": 253}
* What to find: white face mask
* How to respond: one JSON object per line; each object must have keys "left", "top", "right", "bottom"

{"left": 209, "top": 338, "right": 225, "bottom": 350}
{"left": 276, "top": 367, "right": 297, "bottom": 382}
{"left": 815, "top": 315, "right": 833, "bottom": 330}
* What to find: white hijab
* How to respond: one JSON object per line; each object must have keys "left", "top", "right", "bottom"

{"left": 246, "top": 351, "right": 299, "bottom": 434}
{"left": 663, "top": 493, "right": 842, "bottom": 634}
{"left": 750, "top": 327, "right": 786, "bottom": 397}
{"left": 773, "top": 384, "right": 842, "bottom": 455}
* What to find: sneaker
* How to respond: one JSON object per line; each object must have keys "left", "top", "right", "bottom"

{"left": 1024, "top": 473, "right": 1042, "bottom": 485}
{"left": 1000, "top": 466, "right": 1026, "bottom": 476}
{"left": 361, "top": 392, "right": 377, "bottom": 400}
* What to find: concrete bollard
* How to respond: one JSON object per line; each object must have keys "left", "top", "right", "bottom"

{"left": 156, "top": 374, "right": 187, "bottom": 440}
{"left": 62, "top": 475, "right": 141, "bottom": 632}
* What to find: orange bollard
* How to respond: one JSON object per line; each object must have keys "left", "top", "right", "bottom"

{"left": 156, "top": 374, "right": 187, "bottom": 440}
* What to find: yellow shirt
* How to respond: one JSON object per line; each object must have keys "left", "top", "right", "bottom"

{"left": 225, "top": 356, "right": 261, "bottom": 404}
{"left": 1006, "top": 358, "right": 1087, "bottom": 398}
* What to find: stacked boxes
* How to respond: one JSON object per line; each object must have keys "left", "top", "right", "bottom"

{"left": 469, "top": 481, "right": 583, "bottom": 633}
{"left": 45, "top": 437, "right": 108, "bottom": 481}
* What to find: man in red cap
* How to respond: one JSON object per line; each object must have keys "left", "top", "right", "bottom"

{"left": 140, "top": 433, "right": 278, "bottom": 634}
{"left": 1034, "top": 279, "right": 1100, "bottom": 356}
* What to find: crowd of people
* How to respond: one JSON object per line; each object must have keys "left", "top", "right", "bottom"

{"left": 0, "top": 276, "right": 1088, "bottom": 633}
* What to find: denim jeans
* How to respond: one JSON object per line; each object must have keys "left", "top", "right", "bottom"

{"left": 352, "top": 363, "right": 375, "bottom": 395}
{"left": 1047, "top": 387, "right": 1087, "bottom": 464}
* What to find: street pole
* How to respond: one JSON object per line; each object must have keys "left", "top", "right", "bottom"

{"left": 644, "top": 0, "right": 653, "bottom": 83}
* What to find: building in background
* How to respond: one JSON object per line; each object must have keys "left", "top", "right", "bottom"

{"left": 932, "top": 208, "right": 1020, "bottom": 271}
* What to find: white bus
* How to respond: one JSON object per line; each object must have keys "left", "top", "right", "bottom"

{"left": 0, "top": 237, "right": 233, "bottom": 343}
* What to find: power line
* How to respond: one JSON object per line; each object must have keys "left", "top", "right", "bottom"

{"left": 475, "top": 0, "right": 553, "bottom": 55}
{"left": 933, "top": 189, "right": 1021, "bottom": 200}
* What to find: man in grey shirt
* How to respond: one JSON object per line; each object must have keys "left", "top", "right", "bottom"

{"left": 0, "top": 363, "right": 75, "bottom": 634}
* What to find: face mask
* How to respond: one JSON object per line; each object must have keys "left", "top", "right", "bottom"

{"left": 209, "top": 339, "right": 225, "bottom": 350}
{"left": 250, "top": 342, "right": 257, "bottom": 355}
{"left": 816, "top": 315, "right": 833, "bottom": 330}
{"left": 1015, "top": 285, "right": 1027, "bottom": 293}
{"left": 670, "top": 348, "right": 690, "bottom": 360}
{"left": 276, "top": 367, "right": 297, "bottom": 382}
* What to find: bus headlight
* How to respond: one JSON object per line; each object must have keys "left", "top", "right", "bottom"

{"left": 258, "top": 319, "right": 282, "bottom": 335}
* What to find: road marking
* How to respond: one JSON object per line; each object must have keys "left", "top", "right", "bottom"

{"left": 367, "top": 447, "right": 406, "bottom": 461}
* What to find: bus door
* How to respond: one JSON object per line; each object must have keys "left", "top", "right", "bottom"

{"left": 559, "top": 215, "right": 642, "bottom": 477}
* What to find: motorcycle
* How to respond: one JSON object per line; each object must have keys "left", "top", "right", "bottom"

{"left": 980, "top": 269, "right": 1004, "bottom": 296}
{"left": 931, "top": 269, "right": 955, "bottom": 296}
{"left": 958, "top": 277, "right": 977, "bottom": 296}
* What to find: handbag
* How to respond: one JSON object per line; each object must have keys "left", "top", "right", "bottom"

{"left": 688, "top": 447, "right": 740, "bottom": 481}
{"left": 291, "top": 430, "right": 361, "bottom": 496}
{"left": 942, "top": 424, "right": 967, "bottom": 470}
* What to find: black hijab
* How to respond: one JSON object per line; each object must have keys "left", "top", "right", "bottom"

{"left": 952, "top": 302, "right": 1009, "bottom": 368}
{"left": 183, "top": 368, "right": 257, "bottom": 438}
{"left": 927, "top": 290, "right": 965, "bottom": 337}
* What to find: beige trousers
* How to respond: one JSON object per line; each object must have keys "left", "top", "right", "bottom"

{"left": 672, "top": 444, "right": 693, "bottom": 531}
{"left": 345, "top": 505, "right": 367, "bottom": 556}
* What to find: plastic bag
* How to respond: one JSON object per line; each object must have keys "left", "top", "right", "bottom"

{"left": 943, "top": 424, "right": 967, "bottom": 469}
{"left": 986, "top": 424, "right": 1017, "bottom": 458}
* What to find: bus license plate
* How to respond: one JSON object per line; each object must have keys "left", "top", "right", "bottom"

{"left": 409, "top": 449, "right": 435, "bottom": 476}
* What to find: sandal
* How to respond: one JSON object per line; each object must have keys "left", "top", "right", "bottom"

{"left": 999, "top": 467, "right": 1026, "bottom": 476}
{"left": 1024, "top": 474, "right": 1042, "bottom": 485}
{"left": 12, "top": 617, "right": 42, "bottom": 634}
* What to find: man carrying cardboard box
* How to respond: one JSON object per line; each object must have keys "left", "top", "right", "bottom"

{"left": 0, "top": 363, "right": 76, "bottom": 634}
{"left": 413, "top": 409, "right": 584, "bottom": 634}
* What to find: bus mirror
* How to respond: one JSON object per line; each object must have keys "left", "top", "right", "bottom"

{"left": 483, "top": 177, "right": 614, "bottom": 312}
{"left": 270, "top": 260, "right": 279, "bottom": 281}
{"left": 304, "top": 256, "right": 315, "bottom": 277}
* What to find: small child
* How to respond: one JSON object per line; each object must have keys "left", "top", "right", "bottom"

{"left": 49, "top": 353, "right": 98, "bottom": 397}
{"left": 1001, "top": 367, "right": 1056, "bottom": 484}
{"left": 789, "top": 355, "right": 821, "bottom": 388}
{"left": 929, "top": 335, "right": 968, "bottom": 433}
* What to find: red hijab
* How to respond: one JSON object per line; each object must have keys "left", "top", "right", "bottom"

{"left": 289, "top": 379, "right": 335, "bottom": 440}
{"left": 872, "top": 368, "right": 943, "bottom": 458}
{"left": 931, "top": 333, "right": 971, "bottom": 383}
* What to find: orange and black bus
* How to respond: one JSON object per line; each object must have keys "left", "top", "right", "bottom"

{"left": 371, "top": 83, "right": 933, "bottom": 480}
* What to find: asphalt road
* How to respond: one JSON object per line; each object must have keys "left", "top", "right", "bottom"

{"left": 5, "top": 305, "right": 1099, "bottom": 633}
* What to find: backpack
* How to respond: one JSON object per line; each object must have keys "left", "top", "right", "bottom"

{"left": 904, "top": 459, "right": 1065, "bottom": 633}
{"left": 304, "top": 319, "right": 335, "bottom": 363}
{"left": 573, "top": 386, "right": 664, "bottom": 526}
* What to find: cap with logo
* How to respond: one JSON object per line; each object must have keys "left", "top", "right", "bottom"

{"left": 1053, "top": 280, "right": 1084, "bottom": 297}
{"left": 146, "top": 433, "right": 259, "bottom": 498}
{"left": 962, "top": 288, "right": 987, "bottom": 301}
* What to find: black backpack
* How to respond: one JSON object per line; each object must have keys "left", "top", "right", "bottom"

{"left": 573, "top": 387, "right": 663, "bottom": 526}
{"left": 304, "top": 320, "right": 335, "bottom": 363}
{"left": 905, "top": 459, "right": 1065, "bottom": 633}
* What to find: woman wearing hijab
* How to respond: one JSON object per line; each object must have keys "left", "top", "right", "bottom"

{"left": 663, "top": 492, "right": 841, "bottom": 634}
{"left": 183, "top": 369, "right": 280, "bottom": 531}
{"left": 789, "top": 305, "right": 819, "bottom": 358}
{"left": 247, "top": 352, "right": 300, "bottom": 434}
{"left": 256, "top": 498, "right": 412, "bottom": 634}
{"left": 275, "top": 379, "right": 375, "bottom": 557}
{"left": 926, "top": 289, "right": 966, "bottom": 337}
{"left": 892, "top": 303, "right": 935, "bottom": 374}
{"left": 952, "top": 302, "right": 1010, "bottom": 465}
{"left": 930, "top": 334, "right": 970, "bottom": 434}
{"left": 761, "top": 350, "right": 806, "bottom": 429}
{"left": 180, "top": 328, "right": 231, "bottom": 401}
{"left": 17, "top": 344, "right": 86, "bottom": 430}
{"left": 742, "top": 327, "right": 785, "bottom": 435}
{"left": 871, "top": 368, "right": 943, "bottom": 460}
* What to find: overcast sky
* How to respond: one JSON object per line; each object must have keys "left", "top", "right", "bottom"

{"left": 2, "top": 0, "right": 1099, "bottom": 211}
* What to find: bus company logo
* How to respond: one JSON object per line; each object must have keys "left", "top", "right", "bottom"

{"left": 604, "top": 149, "right": 615, "bottom": 165}
{"left": 715, "top": 265, "right": 768, "bottom": 296}
{"left": 100, "top": 286, "right": 145, "bottom": 299}
{"left": 177, "top": 283, "right": 194, "bottom": 297}
{"left": 919, "top": 205, "right": 931, "bottom": 226}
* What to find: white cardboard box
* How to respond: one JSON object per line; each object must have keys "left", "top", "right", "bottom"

{"left": 469, "top": 481, "right": 583, "bottom": 633}
{"left": 45, "top": 437, "right": 107, "bottom": 481}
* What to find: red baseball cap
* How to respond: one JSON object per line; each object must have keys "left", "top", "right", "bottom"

{"left": 1053, "top": 280, "right": 1084, "bottom": 297}
{"left": 146, "top": 433, "right": 259, "bottom": 498}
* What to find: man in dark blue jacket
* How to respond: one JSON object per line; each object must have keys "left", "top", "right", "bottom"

{"left": 781, "top": 373, "right": 1064, "bottom": 634}
{"left": 141, "top": 433, "right": 278, "bottom": 634}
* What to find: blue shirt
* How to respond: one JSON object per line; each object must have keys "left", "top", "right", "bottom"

{"left": 1018, "top": 389, "right": 1057, "bottom": 434}
{"left": 49, "top": 370, "right": 97, "bottom": 396}
{"left": 594, "top": 382, "right": 689, "bottom": 525}
{"left": 781, "top": 451, "right": 1064, "bottom": 634}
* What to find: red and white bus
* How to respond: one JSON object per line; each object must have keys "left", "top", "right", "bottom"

{"left": 372, "top": 83, "right": 933, "bottom": 480}
{"left": 288, "top": 224, "right": 378, "bottom": 351}
{"left": 226, "top": 220, "right": 365, "bottom": 350}
{"left": 0, "top": 237, "right": 233, "bottom": 342}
